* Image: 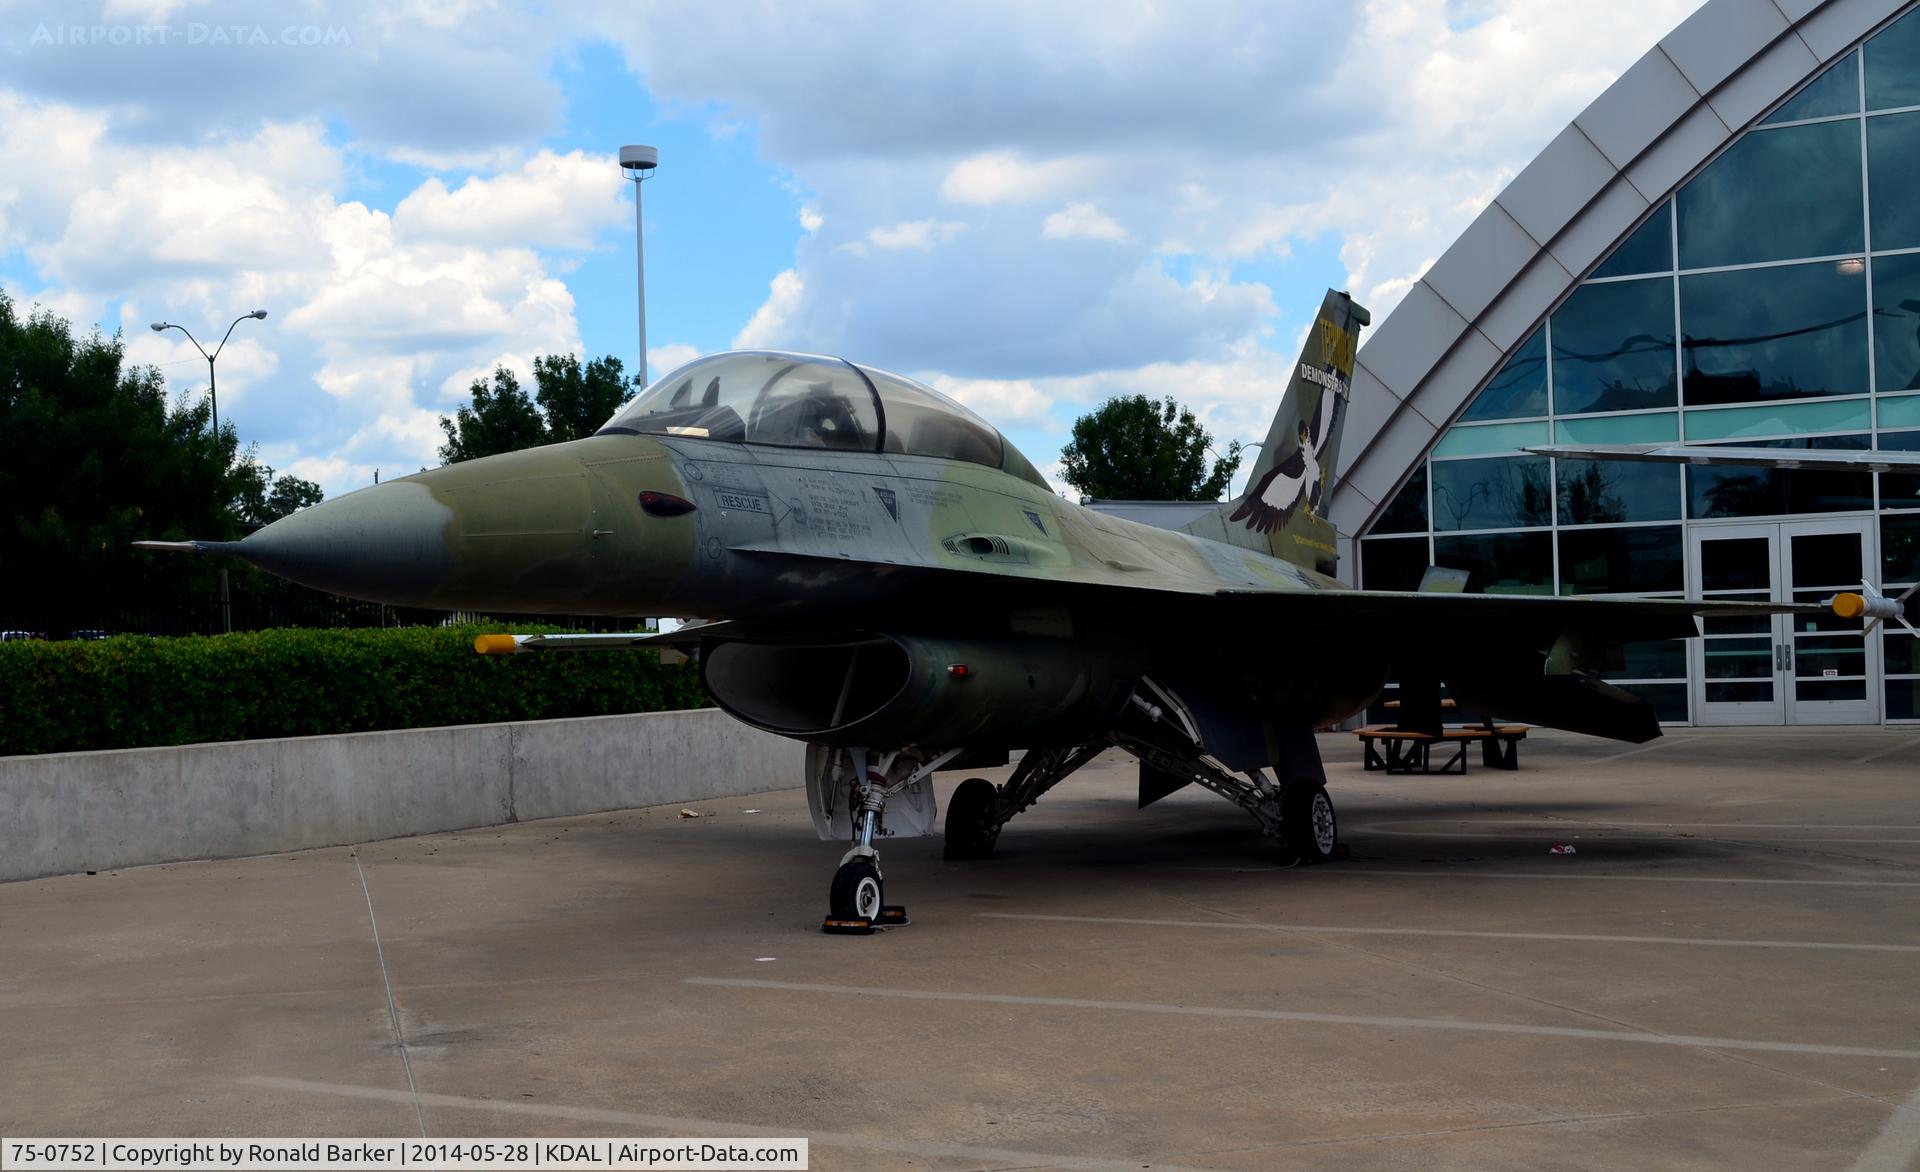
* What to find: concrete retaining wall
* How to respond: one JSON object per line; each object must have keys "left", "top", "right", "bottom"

{"left": 0, "top": 708, "right": 803, "bottom": 883}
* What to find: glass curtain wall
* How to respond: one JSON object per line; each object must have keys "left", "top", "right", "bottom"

{"left": 1358, "top": 14, "right": 1920, "bottom": 723}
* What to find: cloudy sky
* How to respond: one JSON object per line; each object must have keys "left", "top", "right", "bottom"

{"left": 0, "top": 0, "right": 1703, "bottom": 495}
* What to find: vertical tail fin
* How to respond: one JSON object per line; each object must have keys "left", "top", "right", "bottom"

{"left": 1185, "top": 288, "right": 1370, "bottom": 577}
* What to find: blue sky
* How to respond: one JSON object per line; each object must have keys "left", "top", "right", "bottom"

{"left": 0, "top": 0, "right": 1702, "bottom": 495}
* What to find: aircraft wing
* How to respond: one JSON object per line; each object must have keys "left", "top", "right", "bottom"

{"left": 1524, "top": 442, "right": 1920, "bottom": 472}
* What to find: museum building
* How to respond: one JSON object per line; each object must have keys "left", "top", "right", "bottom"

{"left": 1330, "top": 0, "right": 1920, "bottom": 726}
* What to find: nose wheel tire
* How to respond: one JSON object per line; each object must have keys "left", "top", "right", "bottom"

{"left": 943, "top": 777, "right": 1001, "bottom": 860}
{"left": 825, "top": 858, "right": 907, "bottom": 934}
{"left": 1281, "top": 783, "right": 1338, "bottom": 865}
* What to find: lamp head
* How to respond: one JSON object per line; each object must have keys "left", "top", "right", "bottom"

{"left": 250, "top": 310, "right": 268, "bottom": 320}
{"left": 618, "top": 144, "right": 659, "bottom": 174}
{"left": 150, "top": 322, "right": 167, "bottom": 332}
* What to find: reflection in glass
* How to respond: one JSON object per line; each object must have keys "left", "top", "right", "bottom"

{"left": 1372, "top": 465, "right": 1427, "bottom": 534}
{"left": 1701, "top": 538, "right": 1771, "bottom": 591}
{"left": 1887, "top": 679, "right": 1920, "bottom": 721}
{"left": 1680, "top": 261, "right": 1868, "bottom": 404}
{"left": 1765, "top": 51, "right": 1859, "bottom": 123}
{"left": 1688, "top": 436, "right": 1874, "bottom": 517}
{"left": 1797, "top": 678, "right": 1867, "bottom": 702}
{"left": 1550, "top": 278, "right": 1676, "bottom": 415}
{"left": 1555, "top": 459, "right": 1681, "bottom": 524}
{"left": 1590, "top": 204, "right": 1672, "bottom": 280}
{"left": 1677, "top": 120, "right": 1862, "bottom": 268}
{"left": 1607, "top": 639, "right": 1688, "bottom": 680}
{"left": 1888, "top": 624, "right": 1920, "bottom": 674}
{"left": 1878, "top": 430, "right": 1920, "bottom": 510}
{"left": 1872, "top": 252, "right": 1920, "bottom": 391}
{"left": 1558, "top": 526, "right": 1683, "bottom": 595}
{"left": 1886, "top": 513, "right": 1920, "bottom": 582}
{"left": 1460, "top": 326, "right": 1547, "bottom": 421}
{"left": 1866, "top": 7, "right": 1920, "bottom": 111}
{"left": 1432, "top": 531, "right": 1553, "bottom": 595}
{"left": 1869, "top": 112, "right": 1920, "bottom": 251}
{"left": 1620, "top": 682, "right": 1688, "bottom": 723}
{"left": 1360, "top": 536, "right": 1429, "bottom": 591}
{"left": 1790, "top": 531, "right": 1862, "bottom": 588}
{"left": 1705, "top": 637, "right": 1774, "bottom": 679}
{"left": 1430, "top": 456, "right": 1552, "bottom": 531}
{"left": 1707, "top": 681, "right": 1774, "bottom": 703}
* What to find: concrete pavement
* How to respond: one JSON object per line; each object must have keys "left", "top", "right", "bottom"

{"left": 3, "top": 726, "right": 1918, "bottom": 1169}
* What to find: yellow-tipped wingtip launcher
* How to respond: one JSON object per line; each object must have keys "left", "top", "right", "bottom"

{"left": 474, "top": 633, "right": 524, "bottom": 655}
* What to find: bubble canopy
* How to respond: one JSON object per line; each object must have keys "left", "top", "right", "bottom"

{"left": 599, "top": 350, "right": 1048, "bottom": 488}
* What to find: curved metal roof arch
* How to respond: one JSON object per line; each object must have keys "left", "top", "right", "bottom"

{"left": 1327, "top": 0, "right": 1917, "bottom": 564}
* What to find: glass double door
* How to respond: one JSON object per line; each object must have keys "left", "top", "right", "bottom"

{"left": 1688, "top": 519, "right": 1880, "bottom": 725}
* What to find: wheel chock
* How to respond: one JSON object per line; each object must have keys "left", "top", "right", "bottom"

{"left": 821, "top": 916, "right": 875, "bottom": 935}
{"left": 873, "top": 905, "right": 910, "bottom": 927}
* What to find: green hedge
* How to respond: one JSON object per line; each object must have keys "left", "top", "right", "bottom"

{"left": 0, "top": 626, "right": 708, "bottom": 756}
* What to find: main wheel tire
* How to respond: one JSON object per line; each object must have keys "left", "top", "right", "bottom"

{"left": 943, "top": 777, "right": 1000, "bottom": 860}
{"left": 829, "top": 859, "right": 885, "bottom": 922}
{"left": 1282, "top": 783, "right": 1338, "bottom": 865}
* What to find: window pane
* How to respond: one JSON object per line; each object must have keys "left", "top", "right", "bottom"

{"left": 1606, "top": 639, "right": 1689, "bottom": 680}
{"left": 1620, "top": 682, "right": 1689, "bottom": 723}
{"left": 1590, "top": 204, "right": 1673, "bottom": 279}
{"left": 1867, "top": 7, "right": 1920, "bottom": 111}
{"left": 1889, "top": 679, "right": 1920, "bottom": 721}
{"left": 1550, "top": 278, "right": 1677, "bottom": 414}
{"left": 1460, "top": 325, "right": 1547, "bottom": 421}
{"left": 1869, "top": 112, "right": 1920, "bottom": 251}
{"left": 1677, "top": 120, "right": 1863, "bottom": 269}
{"left": 1701, "top": 537, "right": 1771, "bottom": 591}
{"left": 1680, "top": 261, "right": 1868, "bottom": 405}
{"left": 1432, "top": 420, "right": 1549, "bottom": 458}
{"left": 1790, "top": 531, "right": 1862, "bottom": 588}
{"left": 1889, "top": 621, "right": 1920, "bottom": 674}
{"left": 1887, "top": 512, "right": 1920, "bottom": 582}
{"left": 1360, "top": 536, "right": 1429, "bottom": 591}
{"left": 1432, "top": 531, "right": 1553, "bottom": 595}
{"left": 1688, "top": 436, "right": 1874, "bottom": 517}
{"left": 1372, "top": 465, "right": 1428, "bottom": 534}
{"left": 1556, "top": 459, "right": 1681, "bottom": 524}
{"left": 1430, "top": 456, "right": 1552, "bottom": 531}
{"left": 1872, "top": 253, "right": 1920, "bottom": 391}
{"left": 1885, "top": 395, "right": 1920, "bottom": 428}
{"left": 1558, "top": 526, "right": 1683, "bottom": 595}
{"left": 1879, "top": 430, "right": 1920, "bottom": 510}
{"left": 1684, "top": 398, "right": 1872, "bottom": 439}
{"left": 1555, "top": 412, "right": 1679, "bottom": 444}
{"left": 1765, "top": 51, "right": 1860, "bottom": 123}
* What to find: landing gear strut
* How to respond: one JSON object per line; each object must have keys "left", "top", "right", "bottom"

{"left": 818, "top": 747, "right": 959, "bottom": 935}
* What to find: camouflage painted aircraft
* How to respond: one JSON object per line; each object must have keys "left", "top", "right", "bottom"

{"left": 141, "top": 289, "right": 1840, "bottom": 933}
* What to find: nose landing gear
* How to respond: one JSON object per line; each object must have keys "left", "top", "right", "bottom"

{"left": 818, "top": 747, "right": 958, "bottom": 934}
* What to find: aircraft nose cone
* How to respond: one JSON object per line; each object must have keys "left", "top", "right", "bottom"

{"left": 239, "top": 480, "right": 456, "bottom": 605}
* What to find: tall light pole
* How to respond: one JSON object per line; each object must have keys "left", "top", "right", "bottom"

{"left": 619, "top": 144, "right": 659, "bottom": 387}
{"left": 151, "top": 309, "right": 267, "bottom": 635}
{"left": 151, "top": 309, "right": 268, "bottom": 437}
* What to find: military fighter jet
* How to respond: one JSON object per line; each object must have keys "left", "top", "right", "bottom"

{"left": 141, "top": 289, "right": 1846, "bottom": 933}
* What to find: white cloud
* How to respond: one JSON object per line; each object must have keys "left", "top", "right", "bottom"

{"left": 647, "top": 342, "right": 702, "bottom": 379}
{"left": 863, "top": 218, "right": 966, "bottom": 251}
{"left": 1042, "top": 202, "right": 1126, "bottom": 242}
{"left": 392, "top": 149, "right": 628, "bottom": 249}
{"left": 799, "top": 206, "right": 822, "bottom": 233}
{"left": 732, "top": 268, "right": 805, "bottom": 349}
{"left": 941, "top": 152, "right": 1099, "bottom": 204}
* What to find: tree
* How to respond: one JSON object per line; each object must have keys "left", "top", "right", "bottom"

{"left": 437, "top": 354, "right": 639, "bottom": 463}
{"left": 534, "top": 353, "right": 634, "bottom": 443}
{"left": 437, "top": 366, "right": 546, "bottom": 464}
{"left": 0, "top": 292, "right": 259, "bottom": 636}
{"left": 1059, "top": 394, "right": 1242, "bottom": 502}
{"left": 234, "top": 463, "right": 325, "bottom": 528}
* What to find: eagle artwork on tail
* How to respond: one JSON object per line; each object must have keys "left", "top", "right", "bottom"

{"left": 1229, "top": 391, "right": 1330, "bottom": 534}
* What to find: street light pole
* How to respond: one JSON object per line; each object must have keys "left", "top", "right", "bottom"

{"left": 618, "top": 145, "right": 659, "bottom": 387}
{"left": 150, "top": 310, "right": 268, "bottom": 636}
{"left": 151, "top": 309, "right": 268, "bottom": 438}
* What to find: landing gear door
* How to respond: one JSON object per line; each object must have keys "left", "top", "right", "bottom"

{"left": 804, "top": 744, "right": 939, "bottom": 841}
